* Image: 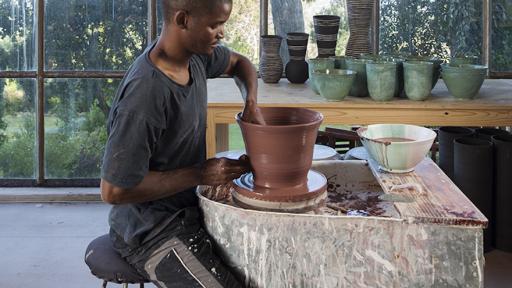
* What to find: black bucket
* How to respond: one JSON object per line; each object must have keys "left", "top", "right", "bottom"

{"left": 454, "top": 137, "right": 494, "bottom": 252}
{"left": 438, "top": 127, "right": 474, "bottom": 180}
{"left": 492, "top": 134, "right": 512, "bottom": 252}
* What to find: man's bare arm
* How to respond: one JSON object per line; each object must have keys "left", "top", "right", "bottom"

{"left": 224, "top": 51, "right": 265, "bottom": 124}
{"left": 101, "top": 157, "right": 250, "bottom": 204}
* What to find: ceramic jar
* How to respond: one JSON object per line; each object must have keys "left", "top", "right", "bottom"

{"left": 403, "top": 61, "right": 433, "bottom": 101}
{"left": 345, "top": 58, "right": 373, "bottom": 97}
{"left": 313, "top": 15, "right": 340, "bottom": 58}
{"left": 345, "top": 0, "right": 373, "bottom": 57}
{"left": 259, "top": 35, "right": 283, "bottom": 83}
{"left": 285, "top": 32, "right": 309, "bottom": 84}
{"left": 366, "top": 61, "right": 396, "bottom": 101}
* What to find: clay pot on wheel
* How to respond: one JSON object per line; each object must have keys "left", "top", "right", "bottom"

{"left": 234, "top": 107, "right": 327, "bottom": 213}
{"left": 237, "top": 107, "right": 323, "bottom": 192}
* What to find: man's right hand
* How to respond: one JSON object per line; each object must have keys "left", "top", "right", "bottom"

{"left": 198, "top": 155, "right": 251, "bottom": 186}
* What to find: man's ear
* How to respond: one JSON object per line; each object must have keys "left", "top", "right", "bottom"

{"left": 174, "top": 10, "right": 188, "bottom": 29}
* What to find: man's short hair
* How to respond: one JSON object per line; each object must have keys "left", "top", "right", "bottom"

{"left": 161, "top": 0, "right": 232, "bottom": 23}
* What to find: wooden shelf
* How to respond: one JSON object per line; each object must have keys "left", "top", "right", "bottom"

{"left": 206, "top": 78, "right": 512, "bottom": 157}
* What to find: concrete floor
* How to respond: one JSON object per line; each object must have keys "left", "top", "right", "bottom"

{"left": 0, "top": 203, "right": 511, "bottom": 288}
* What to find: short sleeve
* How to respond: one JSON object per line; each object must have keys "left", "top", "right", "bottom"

{"left": 203, "top": 45, "right": 231, "bottom": 79}
{"left": 101, "top": 110, "right": 162, "bottom": 188}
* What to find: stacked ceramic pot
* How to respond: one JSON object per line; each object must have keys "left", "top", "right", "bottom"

{"left": 438, "top": 126, "right": 512, "bottom": 252}
{"left": 285, "top": 33, "right": 309, "bottom": 84}
{"left": 259, "top": 35, "right": 283, "bottom": 83}
{"left": 313, "top": 15, "right": 340, "bottom": 58}
{"left": 345, "top": 0, "right": 373, "bottom": 57}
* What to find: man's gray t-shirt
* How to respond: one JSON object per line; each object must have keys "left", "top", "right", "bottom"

{"left": 101, "top": 42, "right": 230, "bottom": 247}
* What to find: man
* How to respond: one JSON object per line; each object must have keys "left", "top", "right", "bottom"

{"left": 100, "top": 0, "right": 264, "bottom": 286}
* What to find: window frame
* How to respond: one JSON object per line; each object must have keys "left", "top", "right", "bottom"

{"left": 0, "top": 0, "right": 508, "bottom": 186}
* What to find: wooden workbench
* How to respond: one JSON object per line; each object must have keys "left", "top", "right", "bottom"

{"left": 206, "top": 78, "right": 512, "bottom": 157}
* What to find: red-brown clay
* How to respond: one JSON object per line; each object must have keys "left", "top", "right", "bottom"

{"left": 235, "top": 107, "right": 326, "bottom": 205}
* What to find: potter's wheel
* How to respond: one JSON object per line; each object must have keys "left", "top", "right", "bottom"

{"left": 232, "top": 170, "right": 327, "bottom": 212}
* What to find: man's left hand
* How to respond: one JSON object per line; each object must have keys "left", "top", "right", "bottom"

{"left": 241, "top": 101, "right": 266, "bottom": 125}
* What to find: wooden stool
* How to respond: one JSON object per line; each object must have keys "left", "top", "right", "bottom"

{"left": 85, "top": 234, "right": 149, "bottom": 288}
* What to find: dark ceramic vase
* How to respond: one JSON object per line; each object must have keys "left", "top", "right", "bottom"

{"left": 454, "top": 137, "right": 494, "bottom": 252}
{"left": 285, "top": 32, "right": 309, "bottom": 84}
{"left": 313, "top": 15, "right": 340, "bottom": 58}
{"left": 236, "top": 107, "right": 323, "bottom": 193}
{"left": 259, "top": 35, "right": 283, "bottom": 83}
{"left": 345, "top": 0, "right": 373, "bottom": 57}
{"left": 438, "top": 127, "right": 474, "bottom": 180}
{"left": 492, "top": 134, "right": 512, "bottom": 252}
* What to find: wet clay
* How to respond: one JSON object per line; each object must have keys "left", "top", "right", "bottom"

{"left": 234, "top": 107, "right": 327, "bottom": 211}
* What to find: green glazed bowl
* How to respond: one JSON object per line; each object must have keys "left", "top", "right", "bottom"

{"left": 441, "top": 68, "right": 486, "bottom": 100}
{"left": 308, "top": 58, "right": 335, "bottom": 94}
{"left": 366, "top": 62, "right": 397, "bottom": 102}
{"left": 406, "top": 56, "right": 443, "bottom": 88}
{"left": 441, "top": 64, "right": 487, "bottom": 74}
{"left": 450, "top": 55, "right": 479, "bottom": 66}
{"left": 346, "top": 58, "right": 373, "bottom": 97}
{"left": 312, "top": 69, "right": 357, "bottom": 101}
{"left": 403, "top": 61, "right": 433, "bottom": 101}
{"left": 329, "top": 56, "right": 351, "bottom": 69}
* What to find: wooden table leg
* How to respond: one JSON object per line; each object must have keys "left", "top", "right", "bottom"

{"left": 206, "top": 112, "right": 217, "bottom": 158}
{"left": 216, "top": 124, "right": 229, "bottom": 154}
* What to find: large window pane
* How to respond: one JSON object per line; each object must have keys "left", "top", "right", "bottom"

{"left": 380, "top": 0, "right": 482, "bottom": 60}
{"left": 45, "top": 0, "right": 147, "bottom": 71}
{"left": 492, "top": 0, "right": 512, "bottom": 72}
{"left": 44, "top": 78, "right": 118, "bottom": 178}
{"left": 157, "top": 0, "right": 260, "bottom": 64}
{"left": 269, "top": 0, "right": 349, "bottom": 61}
{"left": 0, "top": 0, "right": 36, "bottom": 71}
{"left": 0, "top": 78, "right": 36, "bottom": 178}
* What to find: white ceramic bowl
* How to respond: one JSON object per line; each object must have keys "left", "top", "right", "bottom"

{"left": 356, "top": 124, "right": 436, "bottom": 173}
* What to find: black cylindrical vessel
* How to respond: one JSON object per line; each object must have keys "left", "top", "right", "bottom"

{"left": 454, "top": 137, "right": 494, "bottom": 252}
{"left": 492, "top": 134, "right": 512, "bottom": 252}
{"left": 313, "top": 15, "right": 340, "bottom": 58}
{"left": 476, "top": 128, "right": 510, "bottom": 141}
{"left": 438, "top": 127, "right": 474, "bottom": 180}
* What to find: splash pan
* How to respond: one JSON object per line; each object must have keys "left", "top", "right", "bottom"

{"left": 232, "top": 170, "right": 327, "bottom": 213}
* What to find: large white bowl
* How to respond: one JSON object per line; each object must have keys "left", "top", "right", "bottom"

{"left": 357, "top": 124, "right": 436, "bottom": 173}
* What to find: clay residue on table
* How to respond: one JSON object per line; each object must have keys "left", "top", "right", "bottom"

{"left": 201, "top": 178, "right": 398, "bottom": 218}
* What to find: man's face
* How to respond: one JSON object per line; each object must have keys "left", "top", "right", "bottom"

{"left": 184, "top": 3, "right": 232, "bottom": 55}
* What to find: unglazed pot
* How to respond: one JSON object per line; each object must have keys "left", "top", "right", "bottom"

{"left": 236, "top": 107, "right": 323, "bottom": 192}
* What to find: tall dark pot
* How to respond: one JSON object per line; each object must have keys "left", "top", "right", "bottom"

{"left": 492, "top": 134, "right": 512, "bottom": 252}
{"left": 313, "top": 15, "right": 340, "bottom": 58}
{"left": 454, "top": 137, "right": 494, "bottom": 252}
{"left": 259, "top": 35, "right": 283, "bottom": 83}
{"left": 345, "top": 0, "right": 373, "bottom": 57}
{"left": 438, "top": 127, "right": 474, "bottom": 180}
{"left": 285, "top": 33, "right": 309, "bottom": 84}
